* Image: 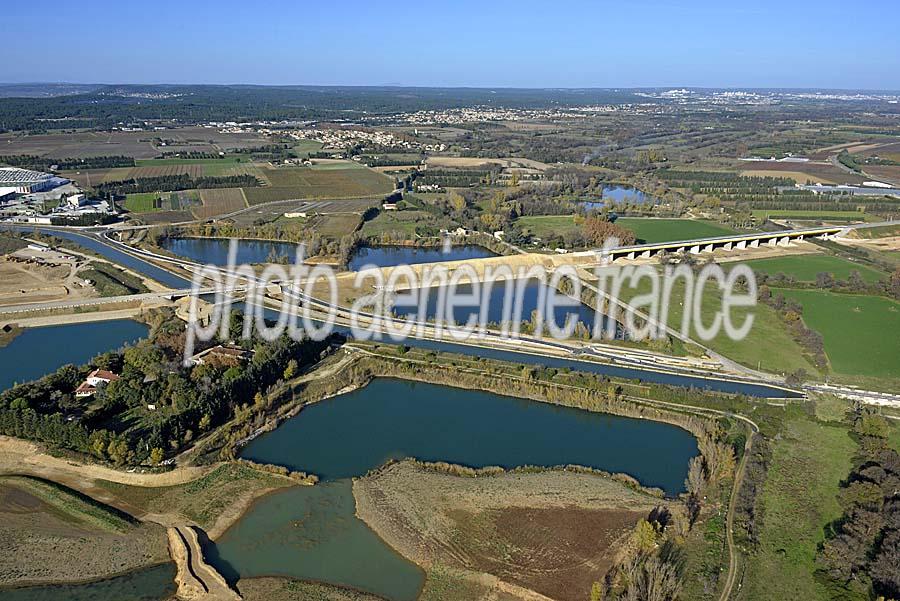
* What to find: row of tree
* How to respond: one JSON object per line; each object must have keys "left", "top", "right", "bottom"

{"left": 817, "top": 406, "right": 900, "bottom": 600}
{"left": 0, "top": 154, "right": 135, "bottom": 171}
{"left": 95, "top": 174, "right": 259, "bottom": 196}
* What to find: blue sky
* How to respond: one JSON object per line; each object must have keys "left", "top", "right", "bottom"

{"left": 4, "top": 0, "right": 899, "bottom": 89}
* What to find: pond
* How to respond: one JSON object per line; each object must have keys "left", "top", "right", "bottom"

{"left": 0, "top": 319, "right": 149, "bottom": 392}
{"left": 583, "top": 185, "right": 657, "bottom": 210}
{"left": 348, "top": 245, "right": 496, "bottom": 271}
{"left": 158, "top": 238, "right": 498, "bottom": 272}
{"left": 207, "top": 378, "right": 698, "bottom": 601}
{"left": 159, "top": 237, "right": 302, "bottom": 266}
{"left": 243, "top": 379, "right": 697, "bottom": 492}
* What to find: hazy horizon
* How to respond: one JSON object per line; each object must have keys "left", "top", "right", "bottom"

{"left": 2, "top": 82, "right": 900, "bottom": 93}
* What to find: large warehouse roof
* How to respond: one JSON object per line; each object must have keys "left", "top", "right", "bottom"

{"left": 0, "top": 167, "right": 54, "bottom": 184}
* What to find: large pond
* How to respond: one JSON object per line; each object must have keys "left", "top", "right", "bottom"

{"left": 159, "top": 237, "right": 302, "bottom": 266}
{"left": 0, "top": 319, "right": 148, "bottom": 392}
{"left": 584, "top": 185, "right": 657, "bottom": 210}
{"left": 157, "top": 238, "right": 497, "bottom": 273}
{"left": 206, "top": 378, "right": 698, "bottom": 601}
{"left": 242, "top": 379, "right": 696, "bottom": 491}
{"left": 348, "top": 245, "right": 496, "bottom": 271}
{"left": 1, "top": 563, "right": 177, "bottom": 601}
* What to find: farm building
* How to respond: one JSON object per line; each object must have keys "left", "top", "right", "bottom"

{"left": 187, "top": 344, "right": 254, "bottom": 366}
{"left": 0, "top": 167, "right": 65, "bottom": 193}
{"left": 75, "top": 369, "right": 121, "bottom": 398}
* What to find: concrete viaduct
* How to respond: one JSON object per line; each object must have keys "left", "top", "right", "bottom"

{"left": 576, "top": 226, "right": 844, "bottom": 262}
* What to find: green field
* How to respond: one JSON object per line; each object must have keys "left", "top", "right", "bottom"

{"left": 515, "top": 215, "right": 580, "bottom": 238}
{"left": 612, "top": 271, "right": 818, "bottom": 375}
{"left": 742, "top": 417, "right": 856, "bottom": 600}
{"left": 123, "top": 192, "right": 164, "bottom": 213}
{"left": 361, "top": 211, "right": 435, "bottom": 238}
{"left": 124, "top": 190, "right": 199, "bottom": 213}
{"left": 614, "top": 218, "right": 737, "bottom": 243}
{"left": 752, "top": 209, "right": 874, "bottom": 222}
{"left": 745, "top": 254, "right": 887, "bottom": 283}
{"left": 292, "top": 139, "right": 324, "bottom": 157}
{"left": 778, "top": 288, "right": 900, "bottom": 378}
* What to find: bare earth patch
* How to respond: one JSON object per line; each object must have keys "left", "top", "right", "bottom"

{"left": 353, "top": 461, "right": 666, "bottom": 601}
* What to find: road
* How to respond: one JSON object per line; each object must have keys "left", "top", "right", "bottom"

{"left": 7, "top": 223, "right": 900, "bottom": 406}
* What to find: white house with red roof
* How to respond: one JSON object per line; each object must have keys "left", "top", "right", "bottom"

{"left": 75, "top": 369, "right": 120, "bottom": 398}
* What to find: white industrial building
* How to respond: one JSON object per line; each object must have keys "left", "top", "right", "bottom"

{"left": 0, "top": 187, "right": 16, "bottom": 202}
{"left": 0, "top": 167, "right": 66, "bottom": 193}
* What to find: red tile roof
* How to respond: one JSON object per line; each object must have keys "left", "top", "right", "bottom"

{"left": 88, "top": 369, "right": 120, "bottom": 381}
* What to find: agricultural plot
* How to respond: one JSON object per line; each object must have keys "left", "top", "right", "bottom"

{"left": 58, "top": 167, "right": 135, "bottom": 187}
{"left": 194, "top": 188, "right": 247, "bottom": 220}
{"left": 305, "top": 213, "right": 363, "bottom": 237}
{"left": 124, "top": 190, "right": 199, "bottom": 213}
{"left": 426, "top": 156, "right": 551, "bottom": 171}
{"left": 516, "top": 215, "right": 580, "bottom": 239}
{"left": 614, "top": 218, "right": 736, "bottom": 243}
{"left": 751, "top": 209, "right": 873, "bottom": 222}
{"left": 862, "top": 165, "right": 900, "bottom": 186}
{"left": 133, "top": 157, "right": 260, "bottom": 178}
{"left": 129, "top": 163, "right": 203, "bottom": 178}
{"left": 744, "top": 254, "right": 887, "bottom": 283}
{"left": 0, "top": 130, "right": 160, "bottom": 159}
{"left": 308, "top": 159, "right": 368, "bottom": 170}
{"left": 123, "top": 192, "right": 165, "bottom": 213}
{"left": 777, "top": 289, "right": 900, "bottom": 379}
{"left": 292, "top": 139, "right": 324, "bottom": 157}
{"left": 360, "top": 211, "right": 436, "bottom": 238}
{"left": 738, "top": 162, "right": 866, "bottom": 186}
{"left": 244, "top": 167, "right": 393, "bottom": 205}
{"left": 741, "top": 418, "right": 856, "bottom": 601}
{"left": 657, "top": 169, "right": 888, "bottom": 216}
{"left": 136, "top": 210, "right": 195, "bottom": 224}
{"left": 741, "top": 169, "right": 837, "bottom": 185}
{"left": 0, "top": 127, "right": 271, "bottom": 159}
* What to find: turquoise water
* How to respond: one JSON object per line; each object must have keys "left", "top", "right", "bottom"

{"left": 0, "top": 320, "right": 148, "bottom": 392}
{"left": 207, "top": 378, "right": 698, "bottom": 601}
{"left": 0, "top": 563, "right": 177, "bottom": 601}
